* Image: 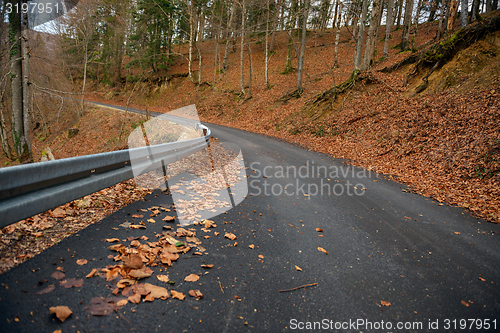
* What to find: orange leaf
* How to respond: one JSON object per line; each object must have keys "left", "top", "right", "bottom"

{"left": 315, "top": 228, "right": 323, "bottom": 232}
{"left": 318, "top": 247, "right": 328, "bottom": 254}
{"left": 479, "top": 277, "right": 486, "bottom": 282}
{"left": 171, "top": 290, "right": 185, "bottom": 301}
{"left": 105, "top": 238, "right": 120, "bottom": 243}
{"left": 156, "top": 275, "right": 170, "bottom": 283}
{"left": 295, "top": 265, "right": 302, "bottom": 271}
{"left": 224, "top": 232, "right": 237, "bottom": 240}
{"left": 258, "top": 255, "right": 264, "bottom": 259}
{"left": 185, "top": 274, "right": 200, "bottom": 282}
{"left": 76, "top": 259, "right": 87, "bottom": 266}
{"left": 380, "top": 301, "right": 391, "bottom": 306}
{"left": 189, "top": 289, "right": 204, "bottom": 300}
{"left": 128, "top": 293, "right": 141, "bottom": 304}
{"left": 86, "top": 268, "right": 98, "bottom": 278}
{"left": 461, "top": 300, "right": 470, "bottom": 307}
{"left": 49, "top": 306, "right": 72, "bottom": 322}
{"left": 201, "top": 264, "right": 214, "bottom": 268}
{"left": 144, "top": 283, "right": 169, "bottom": 300}
{"left": 248, "top": 244, "right": 255, "bottom": 249}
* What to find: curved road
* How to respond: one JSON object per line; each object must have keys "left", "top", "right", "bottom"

{"left": 1, "top": 106, "right": 499, "bottom": 332}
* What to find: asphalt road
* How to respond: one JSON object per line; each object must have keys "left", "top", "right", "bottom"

{"left": 1, "top": 116, "right": 499, "bottom": 332}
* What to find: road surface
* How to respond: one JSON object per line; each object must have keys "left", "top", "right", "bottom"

{"left": 1, "top": 109, "right": 499, "bottom": 332}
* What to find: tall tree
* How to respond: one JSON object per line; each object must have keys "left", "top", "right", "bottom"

{"left": 8, "top": 0, "right": 32, "bottom": 162}
{"left": 384, "top": 0, "right": 395, "bottom": 57}
{"left": 401, "top": 0, "right": 415, "bottom": 51}
{"left": 460, "top": 0, "right": 468, "bottom": 27}
{"left": 354, "top": 0, "right": 369, "bottom": 70}
{"left": 297, "top": 0, "right": 310, "bottom": 92}
{"left": 334, "top": 0, "right": 343, "bottom": 68}
{"left": 362, "top": 0, "right": 382, "bottom": 70}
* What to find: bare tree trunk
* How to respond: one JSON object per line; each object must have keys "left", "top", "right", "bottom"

{"left": 334, "top": 0, "right": 343, "bottom": 68}
{"left": 354, "top": 0, "right": 369, "bottom": 70}
{"left": 198, "top": 7, "right": 203, "bottom": 84}
{"left": 9, "top": 0, "right": 30, "bottom": 162}
{"left": 297, "top": 0, "right": 310, "bottom": 92}
{"left": 396, "top": 0, "right": 404, "bottom": 28}
{"left": 428, "top": 0, "right": 439, "bottom": 21}
{"left": 240, "top": 0, "right": 246, "bottom": 95}
{"left": 413, "top": 0, "right": 423, "bottom": 38}
{"left": 460, "top": 0, "right": 468, "bottom": 27}
{"left": 362, "top": 0, "right": 382, "bottom": 70}
{"left": 401, "top": 0, "right": 415, "bottom": 51}
{"left": 81, "top": 41, "right": 88, "bottom": 116}
{"left": 448, "top": 0, "right": 458, "bottom": 31}
{"left": 247, "top": 44, "right": 253, "bottom": 96}
{"left": 222, "top": 0, "right": 236, "bottom": 71}
{"left": 21, "top": 5, "right": 31, "bottom": 161}
{"left": 188, "top": 0, "right": 195, "bottom": 81}
{"left": 269, "top": 0, "right": 282, "bottom": 52}
{"left": 472, "top": 0, "right": 480, "bottom": 21}
{"left": 384, "top": 0, "right": 395, "bottom": 57}
{"left": 265, "top": 0, "right": 271, "bottom": 87}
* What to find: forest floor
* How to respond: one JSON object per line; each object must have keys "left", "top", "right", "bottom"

{"left": 1, "top": 15, "right": 499, "bottom": 274}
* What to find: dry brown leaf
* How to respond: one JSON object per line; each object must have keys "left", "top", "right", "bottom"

{"left": 380, "top": 300, "right": 391, "bottom": 306}
{"left": 316, "top": 228, "right": 323, "bottom": 232}
{"left": 171, "top": 290, "right": 185, "bottom": 301}
{"left": 248, "top": 244, "right": 255, "bottom": 249}
{"left": 162, "top": 216, "right": 175, "bottom": 222}
{"left": 122, "top": 253, "right": 143, "bottom": 269}
{"left": 76, "top": 259, "right": 87, "bottom": 266}
{"left": 128, "top": 293, "right": 141, "bottom": 304}
{"left": 201, "top": 264, "right": 214, "bottom": 268}
{"left": 35, "top": 285, "right": 55, "bottom": 295}
{"left": 295, "top": 265, "right": 302, "bottom": 271}
{"left": 479, "top": 277, "right": 486, "bottom": 282}
{"left": 225, "top": 232, "right": 237, "bottom": 240}
{"left": 117, "top": 279, "right": 136, "bottom": 288}
{"left": 49, "top": 306, "right": 72, "bottom": 322}
{"left": 60, "top": 278, "right": 83, "bottom": 288}
{"left": 144, "top": 283, "right": 169, "bottom": 300}
{"left": 51, "top": 208, "right": 66, "bottom": 218}
{"left": 105, "top": 238, "right": 120, "bottom": 243}
{"left": 86, "top": 268, "right": 98, "bottom": 278}
{"left": 189, "top": 289, "right": 204, "bottom": 300}
{"left": 129, "top": 224, "right": 146, "bottom": 229}
{"left": 51, "top": 271, "right": 65, "bottom": 280}
{"left": 147, "top": 218, "right": 156, "bottom": 223}
{"left": 128, "top": 266, "right": 153, "bottom": 279}
{"left": 117, "top": 299, "right": 128, "bottom": 307}
{"left": 132, "top": 214, "right": 144, "bottom": 218}
{"left": 258, "top": 255, "right": 264, "bottom": 259}
{"left": 318, "top": 247, "right": 328, "bottom": 254}
{"left": 185, "top": 274, "right": 200, "bottom": 282}
{"left": 454, "top": 231, "right": 461, "bottom": 235}
{"left": 156, "top": 275, "right": 170, "bottom": 283}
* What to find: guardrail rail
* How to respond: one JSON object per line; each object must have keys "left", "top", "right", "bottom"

{"left": 0, "top": 123, "right": 211, "bottom": 228}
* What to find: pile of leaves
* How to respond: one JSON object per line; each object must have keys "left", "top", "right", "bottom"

{"left": 0, "top": 180, "right": 151, "bottom": 274}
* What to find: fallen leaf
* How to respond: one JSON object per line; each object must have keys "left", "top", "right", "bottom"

{"left": 51, "top": 208, "right": 66, "bottom": 218}
{"left": 454, "top": 231, "right": 461, "bottom": 235}
{"left": 225, "top": 232, "right": 237, "bottom": 240}
{"left": 258, "top": 255, "right": 264, "bottom": 259}
{"left": 318, "top": 247, "right": 328, "bottom": 254}
{"left": 157, "top": 275, "right": 170, "bottom": 283}
{"left": 76, "top": 259, "right": 88, "bottom": 266}
{"left": 189, "top": 289, "right": 204, "bottom": 300}
{"left": 117, "top": 279, "right": 136, "bottom": 288}
{"left": 171, "top": 290, "right": 185, "bottom": 300}
{"left": 315, "top": 228, "right": 323, "bottom": 232}
{"left": 128, "top": 293, "right": 141, "bottom": 304}
{"left": 49, "top": 306, "right": 72, "bottom": 322}
{"left": 51, "top": 271, "right": 65, "bottom": 280}
{"left": 129, "top": 224, "right": 146, "bottom": 229}
{"left": 295, "top": 265, "right": 302, "bottom": 271}
{"left": 380, "top": 301, "right": 391, "bottom": 306}
{"left": 132, "top": 214, "right": 144, "bottom": 219}
{"left": 162, "top": 216, "right": 175, "bottom": 222}
{"left": 185, "top": 274, "right": 200, "bottom": 282}
{"left": 144, "top": 283, "right": 169, "bottom": 300}
{"left": 116, "top": 299, "right": 128, "bottom": 307}
{"left": 122, "top": 253, "right": 143, "bottom": 269}
{"left": 86, "top": 268, "right": 98, "bottom": 278}
{"left": 35, "top": 285, "right": 55, "bottom": 295}
{"left": 248, "top": 244, "right": 255, "bottom": 249}
{"left": 203, "top": 219, "right": 216, "bottom": 228}
{"left": 461, "top": 300, "right": 470, "bottom": 307}
{"left": 128, "top": 266, "right": 153, "bottom": 279}
{"left": 105, "top": 238, "right": 120, "bottom": 243}
{"left": 60, "top": 278, "right": 83, "bottom": 288}
{"left": 147, "top": 218, "right": 156, "bottom": 223}
{"left": 201, "top": 264, "right": 214, "bottom": 268}
{"left": 479, "top": 277, "right": 486, "bottom": 282}
{"left": 85, "top": 297, "right": 118, "bottom": 316}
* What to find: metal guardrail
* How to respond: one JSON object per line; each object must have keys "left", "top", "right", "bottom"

{"left": 0, "top": 123, "right": 211, "bottom": 228}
